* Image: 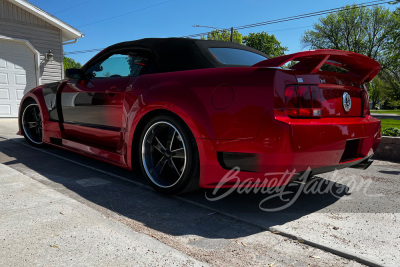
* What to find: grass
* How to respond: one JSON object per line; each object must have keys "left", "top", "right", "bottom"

{"left": 380, "top": 118, "right": 400, "bottom": 131}
{"left": 371, "top": 109, "right": 400, "bottom": 115}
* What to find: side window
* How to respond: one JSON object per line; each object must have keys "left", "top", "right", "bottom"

{"left": 86, "top": 53, "right": 150, "bottom": 79}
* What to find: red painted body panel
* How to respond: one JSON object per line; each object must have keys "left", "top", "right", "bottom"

{"left": 197, "top": 115, "right": 381, "bottom": 188}
{"left": 18, "top": 48, "right": 382, "bottom": 189}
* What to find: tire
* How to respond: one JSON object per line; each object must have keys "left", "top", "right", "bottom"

{"left": 138, "top": 115, "right": 200, "bottom": 194}
{"left": 20, "top": 99, "right": 45, "bottom": 147}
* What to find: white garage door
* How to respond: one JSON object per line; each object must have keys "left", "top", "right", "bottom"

{"left": 0, "top": 39, "right": 37, "bottom": 117}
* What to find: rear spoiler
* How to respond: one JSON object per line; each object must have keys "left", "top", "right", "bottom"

{"left": 253, "top": 49, "right": 381, "bottom": 83}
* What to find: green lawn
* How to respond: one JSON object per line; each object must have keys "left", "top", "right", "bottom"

{"left": 371, "top": 109, "right": 400, "bottom": 116}
{"left": 380, "top": 118, "right": 400, "bottom": 131}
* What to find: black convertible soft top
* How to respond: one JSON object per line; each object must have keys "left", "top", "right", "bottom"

{"left": 84, "top": 38, "right": 269, "bottom": 73}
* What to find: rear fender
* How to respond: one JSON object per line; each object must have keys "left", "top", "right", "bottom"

{"left": 125, "top": 81, "right": 215, "bottom": 169}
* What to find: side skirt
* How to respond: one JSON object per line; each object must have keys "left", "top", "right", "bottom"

{"left": 49, "top": 137, "right": 130, "bottom": 170}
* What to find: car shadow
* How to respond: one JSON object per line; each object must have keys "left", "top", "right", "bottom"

{"left": 0, "top": 137, "right": 349, "bottom": 239}
{"left": 379, "top": 170, "right": 400, "bottom": 175}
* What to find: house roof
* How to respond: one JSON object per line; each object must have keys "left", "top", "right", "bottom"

{"left": 8, "top": 0, "right": 84, "bottom": 42}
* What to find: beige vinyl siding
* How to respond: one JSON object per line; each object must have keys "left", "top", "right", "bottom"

{"left": 0, "top": 0, "right": 64, "bottom": 84}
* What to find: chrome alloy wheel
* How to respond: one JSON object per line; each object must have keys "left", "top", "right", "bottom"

{"left": 142, "top": 121, "right": 187, "bottom": 188}
{"left": 22, "top": 103, "right": 43, "bottom": 145}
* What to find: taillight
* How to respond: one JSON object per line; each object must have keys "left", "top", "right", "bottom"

{"left": 285, "top": 86, "right": 299, "bottom": 117}
{"left": 285, "top": 85, "right": 322, "bottom": 118}
{"left": 362, "top": 87, "right": 370, "bottom": 117}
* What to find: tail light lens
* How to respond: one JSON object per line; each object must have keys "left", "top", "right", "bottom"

{"left": 362, "top": 88, "right": 370, "bottom": 117}
{"left": 285, "top": 85, "right": 322, "bottom": 118}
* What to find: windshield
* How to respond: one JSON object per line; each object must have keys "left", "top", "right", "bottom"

{"left": 208, "top": 47, "right": 267, "bottom": 66}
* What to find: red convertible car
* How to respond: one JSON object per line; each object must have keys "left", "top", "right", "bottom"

{"left": 18, "top": 38, "right": 381, "bottom": 194}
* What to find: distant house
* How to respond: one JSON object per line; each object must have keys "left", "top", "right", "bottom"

{"left": 0, "top": 0, "right": 83, "bottom": 117}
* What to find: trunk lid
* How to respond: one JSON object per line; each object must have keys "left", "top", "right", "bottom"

{"left": 295, "top": 73, "right": 364, "bottom": 117}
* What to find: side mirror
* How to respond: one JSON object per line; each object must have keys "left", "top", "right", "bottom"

{"left": 66, "top": 68, "right": 84, "bottom": 80}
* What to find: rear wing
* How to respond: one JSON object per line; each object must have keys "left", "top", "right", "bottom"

{"left": 253, "top": 49, "right": 381, "bottom": 83}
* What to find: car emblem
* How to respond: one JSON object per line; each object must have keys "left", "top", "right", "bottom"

{"left": 342, "top": 92, "right": 352, "bottom": 112}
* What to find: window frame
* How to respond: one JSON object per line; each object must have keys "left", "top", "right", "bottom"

{"left": 82, "top": 47, "right": 156, "bottom": 79}
{"left": 207, "top": 47, "right": 268, "bottom": 66}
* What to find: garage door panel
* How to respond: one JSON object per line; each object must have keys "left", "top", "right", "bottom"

{"left": 15, "top": 73, "right": 27, "bottom": 85}
{"left": 0, "top": 59, "right": 6, "bottom": 69}
{"left": 0, "top": 104, "right": 11, "bottom": 116}
{"left": 0, "top": 89, "right": 10, "bottom": 100}
{"left": 13, "top": 57, "right": 34, "bottom": 70}
{"left": 14, "top": 64, "right": 25, "bottom": 70}
{"left": 16, "top": 89, "right": 24, "bottom": 100}
{"left": 0, "top": 73, "right": 8, "bottom": 84}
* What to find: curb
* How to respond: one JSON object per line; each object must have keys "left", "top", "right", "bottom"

{"left": 373, "top": 136, "right": 400, "bottom": 162}
{"left": 176, "top": 196, "right": 384, "bottom": 267}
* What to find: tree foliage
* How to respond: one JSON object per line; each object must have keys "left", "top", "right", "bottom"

{"left": 201, "top": 29, "right": 243, "bottom": 43}
{"left": 63, "top": 56, "right": 82, "bottom": 72}
{"left": 370, "top": 73, "right": 400, "bottom": 108}
{"left": 302, "top": 5, "right": 399, "bottom": 66}
{"left": 242, "top": 32, "right": 288, "bottom": 57}
{"left": 202, "top": 30, "right": 287, "bottom": 58}
{"left": 301, "top": 4, "right": 400, "bottom": 108}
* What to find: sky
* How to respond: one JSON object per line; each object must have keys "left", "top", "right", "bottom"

{"left": 28, "top": 0, "right": 396, "bottom": 65}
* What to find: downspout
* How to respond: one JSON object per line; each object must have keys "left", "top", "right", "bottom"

{"left": 62, "top": 38, "right": 78, "bottom": 45}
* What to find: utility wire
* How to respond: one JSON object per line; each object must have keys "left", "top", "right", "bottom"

{"left": 65, "top": 0, "right": 392, "bottom": 55}
{"left": 53, "top": 0, "right": 93, "bottom": 15}
{"left": 66, "top": 48, "right": 104, "bottom": 55}
{"left": 185, "top": 0, "right": 392, "bottom": 38}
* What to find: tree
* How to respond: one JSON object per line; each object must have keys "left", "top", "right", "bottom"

{"left": 63, "top": 56, "right": 82, "bottom": 73}
{"left": 242, "top": 32, "right": 288, "bottom": 57}
{"left": 201, "top": 29, "right": 243, "bottom": 43}
{"left": 202, "top": 30, "right": 288, "bottom": 58}
{"left": 392, "top": 0, "right": 400, "bottom": 12}
{"left": 301, "top": 4, "right": 400, "bottom": 108}
{"left": 302, "top": 5, "right": 399, "bottom": 65}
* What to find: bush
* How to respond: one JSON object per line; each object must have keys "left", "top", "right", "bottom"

{"left": 382, "top": 127, "right": 400, "bottom": 137}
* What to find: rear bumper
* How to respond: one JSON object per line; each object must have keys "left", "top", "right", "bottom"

{"left": 197, "top": 114, "right": 381, "bottom": 188}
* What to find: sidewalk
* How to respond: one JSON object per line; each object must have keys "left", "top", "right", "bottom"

{"left": 0, "top": 163, "right": 206, "bottom": 267}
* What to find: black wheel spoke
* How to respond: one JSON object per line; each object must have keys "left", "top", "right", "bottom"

{"left": 154, "top": 136, "right": 167, "bottom": 152}
{"left": 172, "top": 148, "right": 185, "bottom": 159}
{"left": 26, "top": 121, "right": 36, "bottom": 128}
{"left": 153, "top": 136, "right": 166, "bottom": 155}
{"left": 155, "top": 156, "right": 168, "bottom": 174}
{"left": 168, "top": 129, "right": 176, "bottom": 150}
{"left": 169, "top": 158, "right": 181, "bottom": 177}
{"left": 33, "top": 107, "right": 40, "bottom": 121}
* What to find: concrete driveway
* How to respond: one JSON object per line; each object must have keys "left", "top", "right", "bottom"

{"left": 0, "top": 118, "right": 399, "bottom": 266}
